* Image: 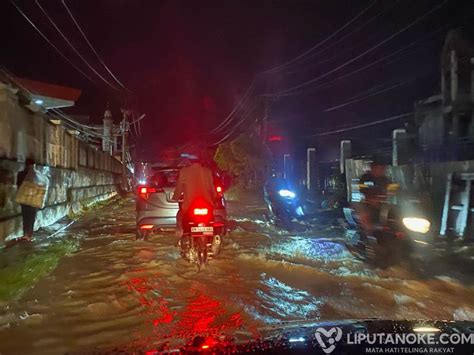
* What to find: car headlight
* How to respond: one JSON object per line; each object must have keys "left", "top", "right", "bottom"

{"left": 402, "top": 217, "right": 430, "bottom": 234}
{"left": 278, "top": 189, "right": 296, "bottom": 198}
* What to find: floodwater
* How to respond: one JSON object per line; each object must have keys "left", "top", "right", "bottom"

{"left": 0, "top": 197, "right": 473, "bottom": 353}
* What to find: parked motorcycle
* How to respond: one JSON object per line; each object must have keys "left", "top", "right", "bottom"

{"left": 265, "top": 188, "right": 305, "bottom": 230}
{"left": 179, "top": 199, "right": 225, "bottom": 270}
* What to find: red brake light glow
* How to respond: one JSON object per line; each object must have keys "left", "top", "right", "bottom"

{"left": 216, "top": 186, "right": 222, "bottom": 193}
{"left": 140, "top": 224, "right": 154, "bottom": 230}
{"left": 268, "top": 135, "right": 283, "bottom": 141}
{"left": 201, "top": 345, "right": 210, "bottom": 349}
{"left": 139, "top": 187, "right": 158, "bottom": 198}
{"left": 193, "top": 208, "right": 209, "bottom": 216}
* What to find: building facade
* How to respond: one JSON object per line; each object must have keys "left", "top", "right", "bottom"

{"left": 415, "top": 29, "right": 474, "bottom": 161}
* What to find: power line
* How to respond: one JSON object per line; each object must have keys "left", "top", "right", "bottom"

{"left": 208, "top": 2, "right": 398, "bottom": 138}
{"left": 208, "top": 1, "right": 452, "bottom": 144}
{"left": 210, "top": 79, "right": 257, "bottom": 134}
{"left": 324, "top": 67, "right": 437, "bottom": 112}
{"left": 279, "top": 1, "right": 402, "bottom": 76}
{"left": 62, "top": 0, "right": 130, "bottom": 92}
{"left": 35, "top": 0, "right": 121, "bottom": 91}
{"left": 208, "top": 1, "right": 380, "bottom": 136}
{"left": 323, "top": 79, "right": 413, "bottom": 112}
{"left": 51, "top": 109, "right": 107, "bottom": 139}
{"left": 309, "top": 112, "right": 413, "bottom": 137}
{"left": 9, "top": 0, "right": 94, "bottom": 83}
{"left": 211, "top": 99, "right": 260, "bottom": 146}
{"left": 315, "top": 24, "right": 450, "bottom": 92}
{"left": 51, "top": 108, "right": 116, "bottom": 144}
{"left": 215, "top": 97, "right": 259, "bottom": 139}
{"left": 260, "top": 1, "right": 378, "bottom": 75}
{"left": 265, "top": 0, "right": 448, "bottom": 97}
{"left": 281, "top": 27, "right": 382, "bottom": 77}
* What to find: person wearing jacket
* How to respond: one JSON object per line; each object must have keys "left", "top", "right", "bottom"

{"left": 16, "top": 158, "right": 37, "bottom": 241}
{"left": 172, "top": 159, "right": 216, "bottom": 237}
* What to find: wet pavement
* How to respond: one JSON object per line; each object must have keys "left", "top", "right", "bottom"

{"left": 0, "top": 196, "right": 473, "bottom": 354}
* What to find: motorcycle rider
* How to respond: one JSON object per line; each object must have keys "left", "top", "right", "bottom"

{"left": 263, "top": 170, "right": 303, "bottom": 226}
{"left": 172, "top": 156, "right": 216, "bottom": 238}
{"left": 357, "top": 161, "right": 392, "bottom": 236}
{"left": 263, "top": 170, "right": 288, "bottom": 208}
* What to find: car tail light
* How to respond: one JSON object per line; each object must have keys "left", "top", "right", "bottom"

{"left": 138, "top": 186, "right": 162, "bottom": 199}
{"left": 216, "top": 186, "right": 222, "bottom": 193}
{"left": 139, "top": 186, "right": 157, "bottom": 194}
{"left": 193, "top": 208, "right": 209, "bottom": 216}
{"left": 140, "top": 224, "right": 154, "bottom": 230}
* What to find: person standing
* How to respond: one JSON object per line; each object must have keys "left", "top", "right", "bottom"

{"left": 16, "top": 159, "right": 37, "bottom": 241}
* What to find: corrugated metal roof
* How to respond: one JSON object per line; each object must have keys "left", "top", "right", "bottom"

{"left": 14, "top": 77, "right": 81, "bottom": 101}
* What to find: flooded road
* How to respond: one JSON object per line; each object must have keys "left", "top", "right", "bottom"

{"left": 0, "top": 197, "right": 473, "bottom": 354}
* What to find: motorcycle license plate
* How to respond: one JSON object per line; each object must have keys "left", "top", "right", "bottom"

{"left": 191, "top": 226, "right": 214, "bottom": 235}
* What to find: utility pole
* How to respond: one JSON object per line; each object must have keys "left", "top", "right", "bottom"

{"left": 102, "top": 104, "right": 113, "bottom": 155}
{"left": 306, "top": 148, "right": 316, "bottom": 192}
{"left": 120, "top": 108, "right": 130, "bottom": 191}
{"left": 262, "top": 97, "right": 269, "bottom": 141}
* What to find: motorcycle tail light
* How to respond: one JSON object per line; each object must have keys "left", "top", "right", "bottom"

{"left": 193, "top": 208, "right": 209, "bottom": 216}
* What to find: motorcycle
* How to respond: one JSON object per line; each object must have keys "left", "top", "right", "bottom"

{"left": 265, "top": 188, "right": 305, "bottom": 230}
{"left": 346, "top": 188, "right": 432, "bottom": 267}
{"left": 179, "top": 199, "right": 225, "bottom": 270}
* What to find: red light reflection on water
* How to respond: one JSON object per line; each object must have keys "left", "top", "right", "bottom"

{"left": 178, "top": 293, "right": 222, "bottom": 333}
{"left": 123, "top": 272, "right": 253, "bottom": 350}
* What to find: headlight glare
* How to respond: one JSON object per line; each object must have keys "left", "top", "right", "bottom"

{"left": 278, "top": 189, "right": 296, "bottom": 198}
{"left": 402, "top": 217, "right": 430, "bottom": 234}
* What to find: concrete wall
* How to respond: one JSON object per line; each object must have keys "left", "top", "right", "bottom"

{"left": 0, "top": 83, "right": 122, "bottom": 244}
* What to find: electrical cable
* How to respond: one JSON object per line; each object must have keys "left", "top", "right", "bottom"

{"left": 211, "top": 99, "right": 260, "bottom": 146}
{"left": 62, "top": 0, "right": 130, "bottom": 92}
{"left": 323, "top": 78, "right": 417, "bottom": 112}
{"left": 35, "top": 0, "right": 121, "bottom": 91}
{"left": 309, "top": 112, "right": 413, "bottom": 137}
{"left": 265, "top": 0, "right": 448, "bottom": 97}
{"left": 278, "top": 1, "right": 402, "bottom": 76}
{"left": 210, "top": 79, "right": 257, "bottom": 133}
{"left": 260, "top": 1, "right": 378, "bottom": 75}
{"left": 9, "top": 0, "right": 95, "bottom": 83}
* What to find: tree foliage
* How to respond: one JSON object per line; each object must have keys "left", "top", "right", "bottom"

{"left": 214, "top": 133, "right": 271, "bottom": 189}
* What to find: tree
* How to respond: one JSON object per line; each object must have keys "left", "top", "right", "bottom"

{"left": 214, "top": 133, "right": 271, "bottom": 189}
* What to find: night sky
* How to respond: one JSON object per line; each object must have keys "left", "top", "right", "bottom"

{"left": 1, "top": 0, "right": 473, "bottom": 161}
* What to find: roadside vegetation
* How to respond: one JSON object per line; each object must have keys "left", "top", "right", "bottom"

{"left": 0, "top": 239, "right": 79, "bottom": 302}
{"left": 214, "top": 133, "right": 271, "bottom": 198}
